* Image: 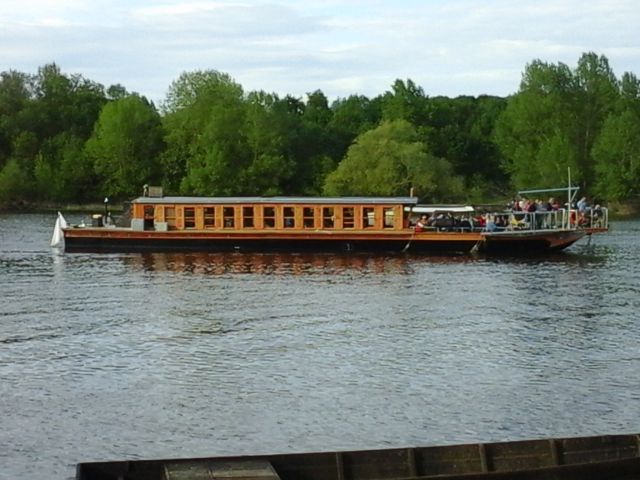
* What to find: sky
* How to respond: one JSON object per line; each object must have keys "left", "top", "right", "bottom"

{"left": 1, "top": 0, "right": 639, "bottom": 105}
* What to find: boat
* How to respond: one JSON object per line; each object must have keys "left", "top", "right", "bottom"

{"left": 75, "top": 432, "right": 640, "bottom": 480}
{"left": 51, "top": 188, "right": 606, "bottom": 255}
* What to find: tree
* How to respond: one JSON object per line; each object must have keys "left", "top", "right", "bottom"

{"left": 380, "top": 79, "right": 430, "bottom": 125}
{"left": 592, "top": 72, "right": 640, "bottom": 201}
{"left": 495, "top": 53, "right": 620, "bottom": 193}
{"left": 573, "top": 53, "right": 619, "bottom": 190}
{"left": 0, "top": 70, "right": 32, "bottom": 168}
{"left": 86, "top": 94, "right": 164, "bottom": 198}
{"left": 162, "top": 70, "right": 246, "bottom": 195}
{"left": 323, "top": 119, "right": 463, "bottom": 201}
{"left": 495, "top": 60, "right": 578, "bottom": 189}
{"left": 241, "top": 91, "right": 294, "bottom": 195}
{"left": 290, "top": 90, "right": 341, "bottom": 194}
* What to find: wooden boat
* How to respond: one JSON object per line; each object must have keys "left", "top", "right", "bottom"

{"left": 51, "top": 191, "right": 606, "bottom": 255}
{"left": 75, "top": 432, "right": 640, "bottom": 480}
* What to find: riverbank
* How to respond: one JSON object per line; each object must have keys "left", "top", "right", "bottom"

{"left": 0, "top": 200, "right": 125, "bottom": 214}
{"left": 2, "top": 198, "right": 639, "bottom": 218}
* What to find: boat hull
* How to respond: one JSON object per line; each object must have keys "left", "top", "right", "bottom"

{"left": 480, "top": 229, "right": 585, "bottom": 254}
{"left": 62, "top": 228, "right": 480, "bottom": 254}
{"left": 75, "top": 432, "right": 640, "bottom": 480}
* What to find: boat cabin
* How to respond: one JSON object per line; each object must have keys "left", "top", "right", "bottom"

{"left": 130, "top": 196, "right": 418, "bottom": 232}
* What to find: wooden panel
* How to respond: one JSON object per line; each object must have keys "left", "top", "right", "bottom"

{"left": 176, "top": 206, "right": 184, "bottom": 230}
{"left": 343, "top": 449, "right": 412, "bottom": 479}
{"left": 164, "top": 459, "right": 280, "bottom": 480}
{"left": 415, "top": 444, "right": 483, "bottom": 476}
{"left": 561, "top": 434, "right": 639, "bottom": 464}
{"left": 486, "top": 439, "right": 554, "bottom": 471}
{"left": 271, "top": 452, "right": 340, "bottom": 480}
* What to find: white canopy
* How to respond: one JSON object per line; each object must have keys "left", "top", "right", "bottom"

{"left": 405, "top": 205, "right": 475, "bottom": 214}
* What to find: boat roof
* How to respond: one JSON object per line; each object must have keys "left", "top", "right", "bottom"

{"left": 132, "top": 196, "right": 418, "bottom": 206}
{"left": 407, "top": 205, "right": 475, "bottom": 214}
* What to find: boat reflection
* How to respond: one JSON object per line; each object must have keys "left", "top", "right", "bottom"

{"left": 122, "top": 252, "right": 485, "bottom": 275}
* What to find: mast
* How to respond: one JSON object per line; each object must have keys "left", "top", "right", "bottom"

{"left": 567, "top": 167, "right": 571, "bottom": 229}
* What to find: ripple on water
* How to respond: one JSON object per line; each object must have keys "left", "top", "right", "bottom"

{"left": 1, "top": 215, "right": 639, "bottom": 480}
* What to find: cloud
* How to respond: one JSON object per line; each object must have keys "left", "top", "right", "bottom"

{"left": 1, "top": 0, "right": 639, "bottom": 102}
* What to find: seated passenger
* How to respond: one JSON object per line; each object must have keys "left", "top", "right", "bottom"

{"left": 415, "top": 214, "right": 428, "bottom": 231}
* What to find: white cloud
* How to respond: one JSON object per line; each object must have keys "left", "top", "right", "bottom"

{"left": 1, "top": 0, "right": 639, "bottom": 102}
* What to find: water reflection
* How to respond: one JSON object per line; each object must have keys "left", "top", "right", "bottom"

{"left": 123, "top": 252, "right": 424, "bottom": 276}
{"left": 112, "top": 247, "right": 614, "bottom": 278}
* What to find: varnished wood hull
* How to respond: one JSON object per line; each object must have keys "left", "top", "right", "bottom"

{"left": 62, "top": 228, "right": 481, "bottom": 254}
{"left": 75, "top": 432, "right": 640, "bottom": 480}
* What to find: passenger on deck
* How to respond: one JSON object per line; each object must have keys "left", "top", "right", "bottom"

{"left": 415, "top": 214, "right": 428, "bottom": 231}
{"left": 577, "top": 196, "right": 588, "bottom": 213}
{"left": 486, "top": 215, "right": 497, "bottom": 232}
{"left": 576, "top": 197, "right": 590, "bottom": 225}
{"left": 592, "top": 204, "right": 604, "bottom": 227}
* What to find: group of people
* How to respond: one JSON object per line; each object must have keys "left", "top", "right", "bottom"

{"left": 508, "top": 196, "right": 562, "bottom": 213}
{"left": 414, "top": 211, "right": 472, "bottom": 232}
{"left": 412, "top": 194, "right": 606, "bottom": 234}
{"left": 506, "top": 195, "right": 605, "bottom": 229}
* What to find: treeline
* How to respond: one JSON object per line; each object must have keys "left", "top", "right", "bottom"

{"left": 0, "top": 52, "right": 638, "bottom": 207}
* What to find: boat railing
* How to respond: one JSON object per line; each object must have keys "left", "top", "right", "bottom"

{"left": 484, "top": 207, "right": 608, "bottom": 232}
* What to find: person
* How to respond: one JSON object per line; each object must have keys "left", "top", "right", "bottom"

{"left": 593, "top": 204, "right": 604, "bottom": 227}
{"left": 415, "top": 214, "right": 428, "bottom": 231}
{"left": 577, "top": 196, "right": 588, "bottom": 213}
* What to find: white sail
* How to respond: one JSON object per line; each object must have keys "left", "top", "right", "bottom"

{"left": 50, "top": 212, "right": 68, "bottom": 247}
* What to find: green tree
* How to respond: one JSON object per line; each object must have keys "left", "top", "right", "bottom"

{"left": 495, "top": 53, "right": 620, "bottom": 193}
{"left": 162, "top": 70, "right": 246, "bottom": 195}
{"left": 573, "top": 53, "right": 619, "bottom": 190}
{"left": 241, "top": 91, "right": 294, "bottom": 195}
{"left": 323, "top": 119, "right": 463, "bottom": 201}
{"left": 592, "top": 72, "right": 640, "bottom": 201}
{"left": 380, "top": 79, "right": 430, "bottom": 125}
{"left": 86, "top": 94, "right": 164, "bottom": 198}
{"left": 276, "top": 91, "right": 344, "bottom": 195}
{"left": 0, "top": 70, "right": 32, "bottom": 168}
{"left": 0, "top": 159, "right": 32, "bottom": 202}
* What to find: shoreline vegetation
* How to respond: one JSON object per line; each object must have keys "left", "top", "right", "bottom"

{"left": 1, "top": 52, "right": 638, "bottom": 209}
{"left": 2, "top": 198, "right": 639, "bottom": 219}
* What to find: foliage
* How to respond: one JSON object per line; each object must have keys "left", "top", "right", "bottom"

{"left": 495, "top": 53, "right": 619, "bottom": 193}
{"left": 0, "top": 54, "right": 638, "bottom": 207}
{"left": 592, "top": 73, "right": 640, "bottom": 201}
{"left": 85, "top": 94, "right": 164, "bottom": 198}
{"left": 323, "top": 119, "right": 463, "bottom": 201}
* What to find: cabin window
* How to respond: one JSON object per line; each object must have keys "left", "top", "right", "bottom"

{"left": 143, "top": 205, "right": 154, "bottom": 230}
{"left": 223, "top": 207, "right": 235, "bottom": 228}
{"left": 303, "top": 207, "right": 315, "bottom": 228}
{"left": 343, "top": 207, "right": 355, "bottom": 228}
{"left": 165, "top": 207, "right": 176, "bottom": 230}
{"left": 243, "top": 206, "right": 254, "bottom": 228}
{"left": 383, "top": 207, "right": 395, "bottom": 228}
{"left": 363, "top": 207, "right": 375, "bottom": 228}
{"left": 184, "top": 207, "right": 196, "bottom": 229}
{"left": 283, "top": 207, "right": 295, "bottom": 228}
{"left": 204, "top": 207, "right": 216, "bottom": 228}
{"left": 264, "top": 206, "right": 276, "bottom": 228}
{"left": 322, "top": 207, "right": 334, "bottom": 228}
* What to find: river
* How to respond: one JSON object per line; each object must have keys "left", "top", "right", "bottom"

{"left": 1, "top": 213, "right": 639, "bottom": 479}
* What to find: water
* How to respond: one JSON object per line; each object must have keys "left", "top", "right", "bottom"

{"left": 1, "top": 214, "right": 639, "bottom": 480}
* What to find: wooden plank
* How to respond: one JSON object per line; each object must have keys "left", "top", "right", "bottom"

{"left": 164, "top": 459, "right": 280, "bottom": 480}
